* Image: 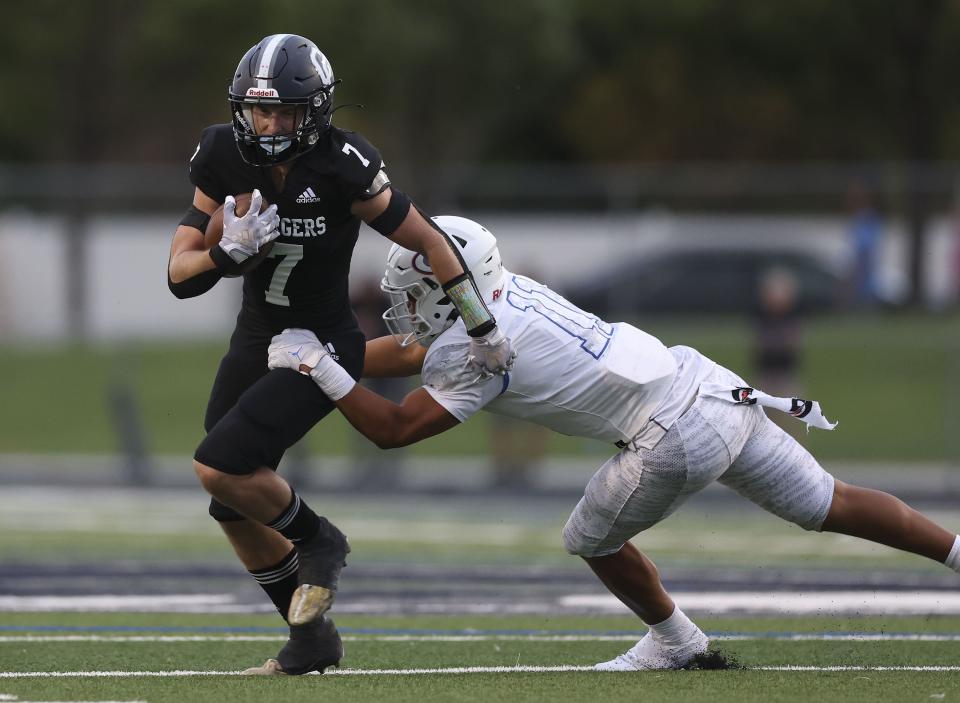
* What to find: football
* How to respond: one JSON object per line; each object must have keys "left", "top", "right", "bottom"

{"left": 205, "top": 192, "right": 276, "bottom": 277}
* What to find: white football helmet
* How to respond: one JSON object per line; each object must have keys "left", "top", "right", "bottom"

{"left": 381, "top": 215, "right": 505, "bottom": 347}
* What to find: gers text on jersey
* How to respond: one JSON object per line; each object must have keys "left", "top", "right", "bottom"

{"left": 189, "top": 123, "right": 389, "bottom": 330}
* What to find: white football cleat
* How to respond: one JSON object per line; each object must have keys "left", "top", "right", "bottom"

{"left": 594, "top": 628, "right": 709, "bottom": 671}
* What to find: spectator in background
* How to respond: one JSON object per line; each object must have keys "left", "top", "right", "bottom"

{"left": 753, "top": 267, "right": 804, "bottom": 440}
{"left": 845, "top": 180, "right": 884, "bottom": 307}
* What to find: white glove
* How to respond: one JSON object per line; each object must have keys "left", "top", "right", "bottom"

{"left": 268, "top": 328, "right": 357, "bottom": 400}
{"left": 219, "top": 189, "right": 280, "bottom": 264}
{"left": 268, "top": 328, "right": 326, "bottom": 373}
{"left": 467, "top": 326, "right": 517, "bottom": 379}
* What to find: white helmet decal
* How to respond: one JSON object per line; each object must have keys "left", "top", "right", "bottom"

{"left": 309, "top": 47, "right": 335, "bottom": 85}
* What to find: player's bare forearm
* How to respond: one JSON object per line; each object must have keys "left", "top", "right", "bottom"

{"left": 363, "top": 336, "right": 426, "bottom": 378}
{"left": 390, "top": 208, "right": 465, "bottom": 285}
{"left": 352, "top": 189, "right": 465, "bottom": 286}
{"left": 168, "top": 227, "right": 217, "bottom": 282}
{"left": 330, "top": 384, "right": 459, "bottom": 449}
{"left": 168, "top": 188, "right": 220, "bottom": 283}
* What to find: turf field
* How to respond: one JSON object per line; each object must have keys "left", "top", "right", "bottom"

{"left": 1, "top": 312, "right": 959, "bottom": 461}
{"left": 2, "top": 613, "right": 959, "bottom": 702}
{"left": 3, "top": 312, "right": 959, "bottom": 700}
{"left": 2, "top": 486, "right": 960, "bottom": 701}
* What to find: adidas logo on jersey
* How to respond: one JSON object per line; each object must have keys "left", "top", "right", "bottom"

{"left": 324, "top": 342, "right": 340, "bottom": 361}
{"left": 296, "top": 187, "right": 322, "bottom": 204}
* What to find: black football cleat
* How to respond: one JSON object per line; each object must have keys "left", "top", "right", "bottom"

{"left": 242, "top": 616, "right": 343, "bottom": 676}
{"left": 288, "top": 518, "right": 350, "bottom": 625}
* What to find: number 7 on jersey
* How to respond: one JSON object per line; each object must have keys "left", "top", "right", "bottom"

{"left": 342, "top": 142, "right": 370, "bottom": 168}
{"left": 265, "top": 243, "right": 304, "bottom": 306}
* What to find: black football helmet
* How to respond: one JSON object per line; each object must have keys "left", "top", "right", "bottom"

{"left": 228, "top": 34, "right": 336, "bottom": 166}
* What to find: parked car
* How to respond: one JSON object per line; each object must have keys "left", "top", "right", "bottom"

{"left": 561, "top": 248, "right": 842, "bottom": 317}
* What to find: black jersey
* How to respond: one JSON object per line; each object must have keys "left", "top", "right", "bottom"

{"left": 189, "top": 123, "right": 389, "bottom": 331}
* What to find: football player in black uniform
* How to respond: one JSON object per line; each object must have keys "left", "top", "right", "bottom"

{"left": 167, "top": 34, "right": 515, "bottom": 676}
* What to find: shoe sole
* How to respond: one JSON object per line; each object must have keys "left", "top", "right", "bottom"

{"left": 594, "top": 637, "right": 710, "bottom": 671}
{"left": 242, "top": 656, "right": 341, "bottom": 676}
{"left": 288, "top": 584, "right": 336, "bottom": 626}
{"left": 242, "top": 658, "right": 285, "bottom": 675}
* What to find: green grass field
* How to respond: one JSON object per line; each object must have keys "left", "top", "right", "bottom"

{"left": 2, "top": 486, "right": 956, "bottom": 571}
{"left": 2, "top": 311, "right": 959, "bottom": 461}
{"left": 3, "top": 483, "right": 959, "bottom": 702}
{"left": 3, "top": 311, "right": 959, "bottom": 702}
{"left": 2, "top": 613, "right": 959, "bottom": 702}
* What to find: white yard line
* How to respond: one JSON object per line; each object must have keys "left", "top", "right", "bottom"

{"left": 0, "top": 701, "right": 145, "bottom": 703}
{"left": 2, "top": 633, "right": 960, "bottom": 643}
{"left": 4, "top": 590, "right": 960, "bottom": 615}
{"left": 562, "top": 591, "right": 960, "bottom": 615}
{"left": 0, "top": 595, "right": 235, "bottom": 612}
{"left": 0, "top": 699, "right": 144, "bottom": 703}
{"left": 1, "top": 665, "right": 959, "bottom": 678}
{"left": 755, "top": 666, "right": 960, "bottom": 672}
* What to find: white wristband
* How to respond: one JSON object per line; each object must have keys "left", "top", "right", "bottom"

{"left": 308, "top": 354, "right": 356, "bottom": 401}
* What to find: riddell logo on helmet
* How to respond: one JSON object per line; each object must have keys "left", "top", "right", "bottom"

{"left": 246, "top": 87, "right": 279, "bottom": 98}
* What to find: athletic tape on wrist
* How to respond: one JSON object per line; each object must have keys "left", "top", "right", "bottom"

{"left": 309, "top": 355, "right": 356, "bottom": 401}
{"left": 945, "top": 536, "right": 960, "bottom": 571}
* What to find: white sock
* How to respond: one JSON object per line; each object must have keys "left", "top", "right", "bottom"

{"left": 945, "top": 536, "right": 960, "bottom": 573}
{"left": 647, "top": 606, "right": 698, "bottom": 645}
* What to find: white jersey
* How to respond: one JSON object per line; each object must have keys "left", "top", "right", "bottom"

{"left": 422, "top": 271, "right": 683, "bottom": 444}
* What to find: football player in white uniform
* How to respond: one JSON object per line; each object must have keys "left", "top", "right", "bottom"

{"left": 267, "top": 216, "right": 960, "bottom": 671}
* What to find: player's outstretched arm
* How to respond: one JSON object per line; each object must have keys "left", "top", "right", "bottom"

{"left": 363, "top": 335, "right": 427, "bottom": 379}
{"left": 333, "top": 383, "right": 458, "bottom": 449}
{"left": 269, "top": 329, "right": 458, "bottom": 448}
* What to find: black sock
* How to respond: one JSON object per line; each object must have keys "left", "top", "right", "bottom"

{"left": 248, "top": 547, "right": 299, "bottom": 621}
{"left": 267, "top": 491, "right": 321, "bottom": 544}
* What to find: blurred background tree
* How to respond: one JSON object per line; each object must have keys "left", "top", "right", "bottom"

{"left": 5, "top": 0, "right": 960, "bottom": 165}
{"left": 4, "top": 0, "right": 960, "bottom": 305}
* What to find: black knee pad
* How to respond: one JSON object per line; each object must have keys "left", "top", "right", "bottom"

{"left": 208, "top": 497, "right": 246, "bottom": 522}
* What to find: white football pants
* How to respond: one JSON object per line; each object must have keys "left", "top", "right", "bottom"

{"left": 562, "top": 356, "right": 836, "bottom": 558}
